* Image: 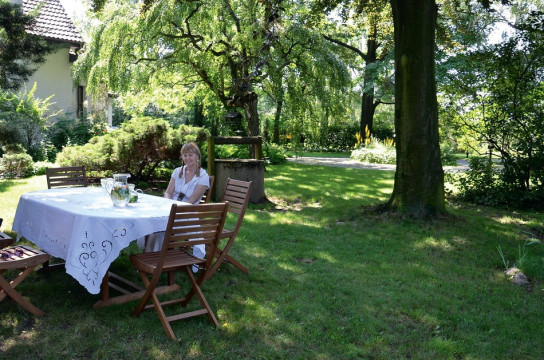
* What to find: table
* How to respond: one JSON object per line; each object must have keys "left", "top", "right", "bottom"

{"left": 12, "top": 187, "right": 187, "bottom": 307}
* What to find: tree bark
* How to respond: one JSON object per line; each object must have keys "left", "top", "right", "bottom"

{"left": 243, "top": 92, "right": 260, "bottom": 158}
{"left": 273, "top": 98, "right": 283, "bottom": 144}
{"left": 360, "top": 37, "right": 378, "bottom": 142}
{"left": 388, "top": 0, "right": 445, "bottom": 216}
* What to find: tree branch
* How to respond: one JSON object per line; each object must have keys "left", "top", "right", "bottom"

{"left": 323, "top": 34, "right": 367, "bottom": 62}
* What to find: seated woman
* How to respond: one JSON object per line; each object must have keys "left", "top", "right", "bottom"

{"left": 164, "top": 142, "right": 210, "bottom": 204}
{"left": 138, "top": 142, "right": 210, "bottom": 262}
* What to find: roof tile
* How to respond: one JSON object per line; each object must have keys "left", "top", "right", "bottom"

{"left": 23, "top": 0, "right": 83, "bottom": 44}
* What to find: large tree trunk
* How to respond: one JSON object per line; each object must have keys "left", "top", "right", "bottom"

{"left": 360, "top": 37, "right": 378, "bottom": 142}
{"left": 388, "top": 0, "right": 445, "bottom": 216}
{"left": 243, "top": 92, "right": 260, "bottom": 158}
{"left": 273, "top": 98, "right": 283, "bottom": 144}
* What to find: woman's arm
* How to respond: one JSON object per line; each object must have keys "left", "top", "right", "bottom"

{"left": 164, "top": 177, "right": 176, "bottom": 199}
{"left": 185, "top": 184, "right": 208, "bottom": 204}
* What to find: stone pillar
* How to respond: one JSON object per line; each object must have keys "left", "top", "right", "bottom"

{"left": 214, "top": 159, "right": 265, "bottom": 203}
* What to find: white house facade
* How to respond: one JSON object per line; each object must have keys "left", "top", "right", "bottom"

{"left": 19, "top": 0, "right": 85, "bottom": 118}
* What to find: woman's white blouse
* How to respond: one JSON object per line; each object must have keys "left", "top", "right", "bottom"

{"left": 170, "top": 166, "right": 210, "bottom": 204}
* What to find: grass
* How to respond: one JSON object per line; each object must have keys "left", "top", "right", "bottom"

{"left": 1, "top": 164, "right": 544, "bottom": 359}
{"left": 285, "top": 150, "right": 351, "bottom": 158}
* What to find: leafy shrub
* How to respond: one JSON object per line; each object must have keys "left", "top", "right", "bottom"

{"left": 215, "top": 144, "right": 250, "bottom": 160}
{"left": 0, "top": 145, "right": 34, "bottom": 178}
{"left": 33, "top": 161, "right": 56, "bottom": 175}
{"left": 325, "top": 124, "right": 359, "bottom": 152}
{"left": 264, "top": 142, "right": 287, "bottom": 164}
{"left": 452, "top": 157, "right": 544, "bottom": 209}
{"left": 47, "top": 117, "right": 106, "bottom": 161}
{"left": 350, "top": 138, "right": 396, "bottom": 165}
{"left": 0, "top": 84, "right": 56, "bottom": 161}
{"left": 453, "top": 158, "right": 504, "bottom": 206}
{"left": 56, "top": 117, "right": 210, "bottom": 182}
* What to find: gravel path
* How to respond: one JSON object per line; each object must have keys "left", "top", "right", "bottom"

{"left": 287, "top": 157, "right": 469, "bottom": 173}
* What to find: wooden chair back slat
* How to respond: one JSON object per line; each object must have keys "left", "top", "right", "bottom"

{"left": 46, "top": 166, "right": 88, "bottom": 189}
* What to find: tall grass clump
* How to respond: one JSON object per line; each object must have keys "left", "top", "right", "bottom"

{"left": 351, "top": 137, "right": 396, "bottom": 164}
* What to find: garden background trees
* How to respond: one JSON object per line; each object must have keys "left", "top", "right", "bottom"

{"left": 441, "top": 4, "right": 544, "bottom": 208}
{"left": 319, "top": 0, "right": 395, "bottom": 143}
{"left": 70, "top": 0, "right": 542, "bottom": 214}
{"left": 80, "top": 0, "right": 351, "bottom": 155}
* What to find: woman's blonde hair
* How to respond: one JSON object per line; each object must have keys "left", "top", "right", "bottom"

{"left": 180, "top": 142, "right": 201, "bottom": 177}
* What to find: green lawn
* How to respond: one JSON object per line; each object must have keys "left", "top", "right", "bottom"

{"left": 285, "top": 150, "right": 351, "bottom": 158}
{"left": 1, "top": 163, "right": 543, "bottom": 359}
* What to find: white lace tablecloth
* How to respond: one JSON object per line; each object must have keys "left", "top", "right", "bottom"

{"left": 12, "top": 187, "right": 186, "bottom": 294}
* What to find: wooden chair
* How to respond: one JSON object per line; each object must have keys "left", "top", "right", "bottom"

{"left": 206, "top": 178, "right": 252, "bottom": 279}
{"left": 129, "top": 202, "right": 228, "bottom": 339}
{"left": 46, "top": 166, "right": 88, "bottom": 189}
{"left": 199, "top": 175, "right": 215, "bottom": 204}
{"left": 44, "top": 166, "right": 87, "bottom": 270}
{"left": 0, "top": 228, "right": 50, "bottom": 316}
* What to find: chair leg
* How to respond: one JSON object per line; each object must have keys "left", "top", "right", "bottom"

{"left": 132, "top": 271, "right": 154, "bottom": 316}
{"left": 224, "top": 254, "right": 249, "bottom": 273}
{"left": 206, "top": 236, "right": 249, "bottom": 279}
{"left": 0, "top": 268, "right": 45, "bottom": 316}
{"left": 150, "top": 286, "right": 177, "bottom": 339}
{"left": 185, "top": 267, "right": 218, "bottom": 327}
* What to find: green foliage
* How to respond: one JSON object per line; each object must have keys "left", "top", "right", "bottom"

{"left": 78, "top": 0, "right": 353, "bottom": 143}
{"left": 33, "top": 160, "right": 56, "bottom": 176}
{"left": 48, "top": 117, "right": 105, "bottom": 149}
{"left": 46, "top": 117, "right": 107, "bottom": 162}
{"left": 0, "top": 145, "right": 34, "bottom": 178}
{"left": 56, "top": 117, "right": 210, "bottom": 181}
{"left": 350, "top": 138, "right": 396, "bottom": 164}
{"left": 441, "top": 11, "right": 544, "bottom": 208}
{"left": 215, "top": 145, "right": 250, "bottom": 160}
{"left": 320, "top": 123, "right": 359, "bottom": 152}
{"left": 213, "top": 142, "right": 287, "bottom": 164}
{"left": 454, "top": 158, "right": 505, "bottom": 207}
{"left": 0, "top": 85, "right": 56, "bottom": 160}
{"left": 440, "top": 142, "right": 459, "bottom": 166}
{"left": 453, "top": 157, "right": 544, "bottom": 209}
{"left": 264, "top": 142, "right": 287, "bottom": 165}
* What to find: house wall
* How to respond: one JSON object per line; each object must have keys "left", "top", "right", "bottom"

{"left": 24, "top": 43, "right": 79, "bottom": 118}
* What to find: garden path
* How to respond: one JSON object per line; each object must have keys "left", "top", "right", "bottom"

{"left": 287, "top": 157, "right": 470, "bottom": 173}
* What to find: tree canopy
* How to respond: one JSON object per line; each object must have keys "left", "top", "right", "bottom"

{"left": 79, "top": 0, "right": 351, "bottom": 146}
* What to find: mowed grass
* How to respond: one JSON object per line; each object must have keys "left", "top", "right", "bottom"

{"left": 1, "top": 163, "right": 543, "bottom": 359}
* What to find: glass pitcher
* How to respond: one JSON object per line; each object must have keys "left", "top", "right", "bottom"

{"left": 110, "top": 173, "right": 131, "bottom": 207}
{"left": 128, "top": 183, "right": 143, "bottom": 203}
